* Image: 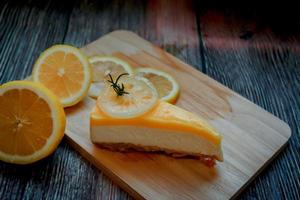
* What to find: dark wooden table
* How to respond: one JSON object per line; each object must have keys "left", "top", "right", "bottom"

{"left": 0, "top": 0, "right": 299, "bottom": 199}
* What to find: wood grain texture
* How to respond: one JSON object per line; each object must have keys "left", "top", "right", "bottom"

{"left": 63, "top": 30, "right": 291, "bottom": 200}
{"left": 196, "top": 5, "right": 300, "bottom": 199}
{"left": 0, "top": 0, "right": 299, "bottom": 200}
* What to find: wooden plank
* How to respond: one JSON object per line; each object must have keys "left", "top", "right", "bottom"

{"left": 0, "top": 0, "right": 73, "bottom": 83}
{"left": 143, "top": 0, "right": 204, "bottom": 71}
{"left": 197, "top": 7, "right": 300, "bottom": 199}
{"left": 0, "top": 1, "right": 76, "bottom": 200}
{"left": 64, "top": 30, "right": 291, "bottom": 200}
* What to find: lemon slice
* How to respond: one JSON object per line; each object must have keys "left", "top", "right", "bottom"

{"left": 97, "top": 76, "right": 158, "bottom": 119}
{"left": 32, "top": 45, "right": 92, "bottom": 107}
{"left": 135, "top": 68, "right": 180, "bottom": 103}
{"left": 0, "top": 81, "right": 65, "bottom": 164}
{"left": 88, "top": 56, "right": 134, "bottom": 99}
{"left": 89, "top": 56, "right": 133, "bottom": 82}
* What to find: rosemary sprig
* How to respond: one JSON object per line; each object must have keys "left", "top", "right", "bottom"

{"left": 107, "top": 73, "right": 129, "bottom": 96}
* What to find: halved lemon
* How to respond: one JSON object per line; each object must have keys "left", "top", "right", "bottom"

{"left": 135, "top": 68, "right": 180, "bottom": 104}
{"left": 97, "top": 76, "right": 158, "bottom": 119}
{"left": 32, "top": 45, "right": 92, "bottom": 107}
{"left": 88, "top": 56, "right": 133, "bottom": 98}
{"left": 0, "top": 81, "right": 66, "bottom": 164}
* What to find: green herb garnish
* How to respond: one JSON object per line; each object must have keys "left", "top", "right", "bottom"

{"left": 107, "top": 73, "right": 129, "bottom": 96}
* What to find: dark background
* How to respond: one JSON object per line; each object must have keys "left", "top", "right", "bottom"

{"left": 0, "top": 0, "right": 299, "bottom": 199}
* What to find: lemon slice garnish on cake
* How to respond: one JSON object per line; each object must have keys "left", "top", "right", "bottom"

{"left": 135, "top": 68, "right": 180, "bottom": 104}
{"left": 97, "top": 73, "right": 158, "bottom": 119}
{"left": 0, "top": 81, "right": 65, "bottom": 164}
{"left": 88, "top": 56, "right": 134, "bottom": 98}
{"left": 32, "top": 45, "right": 92, "bottom": 107}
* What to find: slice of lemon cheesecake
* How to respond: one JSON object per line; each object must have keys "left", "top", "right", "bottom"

{"left": 90, "top": 74, "right": 223, "bottom": 166}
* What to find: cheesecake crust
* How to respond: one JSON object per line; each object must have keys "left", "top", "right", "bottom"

{"left": 96, "top": 142, "right": 217, "bottom": 167}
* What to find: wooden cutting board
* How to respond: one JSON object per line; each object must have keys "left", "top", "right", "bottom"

{"left": 65, "top": 30, "right": 291, "bottom": 200}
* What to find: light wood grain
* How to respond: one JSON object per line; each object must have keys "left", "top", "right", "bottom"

{"left": 65, "top": 30, "right": 291, "bottom": 200}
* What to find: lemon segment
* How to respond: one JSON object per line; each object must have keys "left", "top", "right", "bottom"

{"left": 135, "top": 68, "right": 180, "bottom": 104}
{"left": 97, "top": 76, "right": 158, "bottom": 119}
{"left": 87, "top": 56, "right": 134, "bottom": 99}
{"left": 89, "top": 56, "right": 133, "bottom": 83}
